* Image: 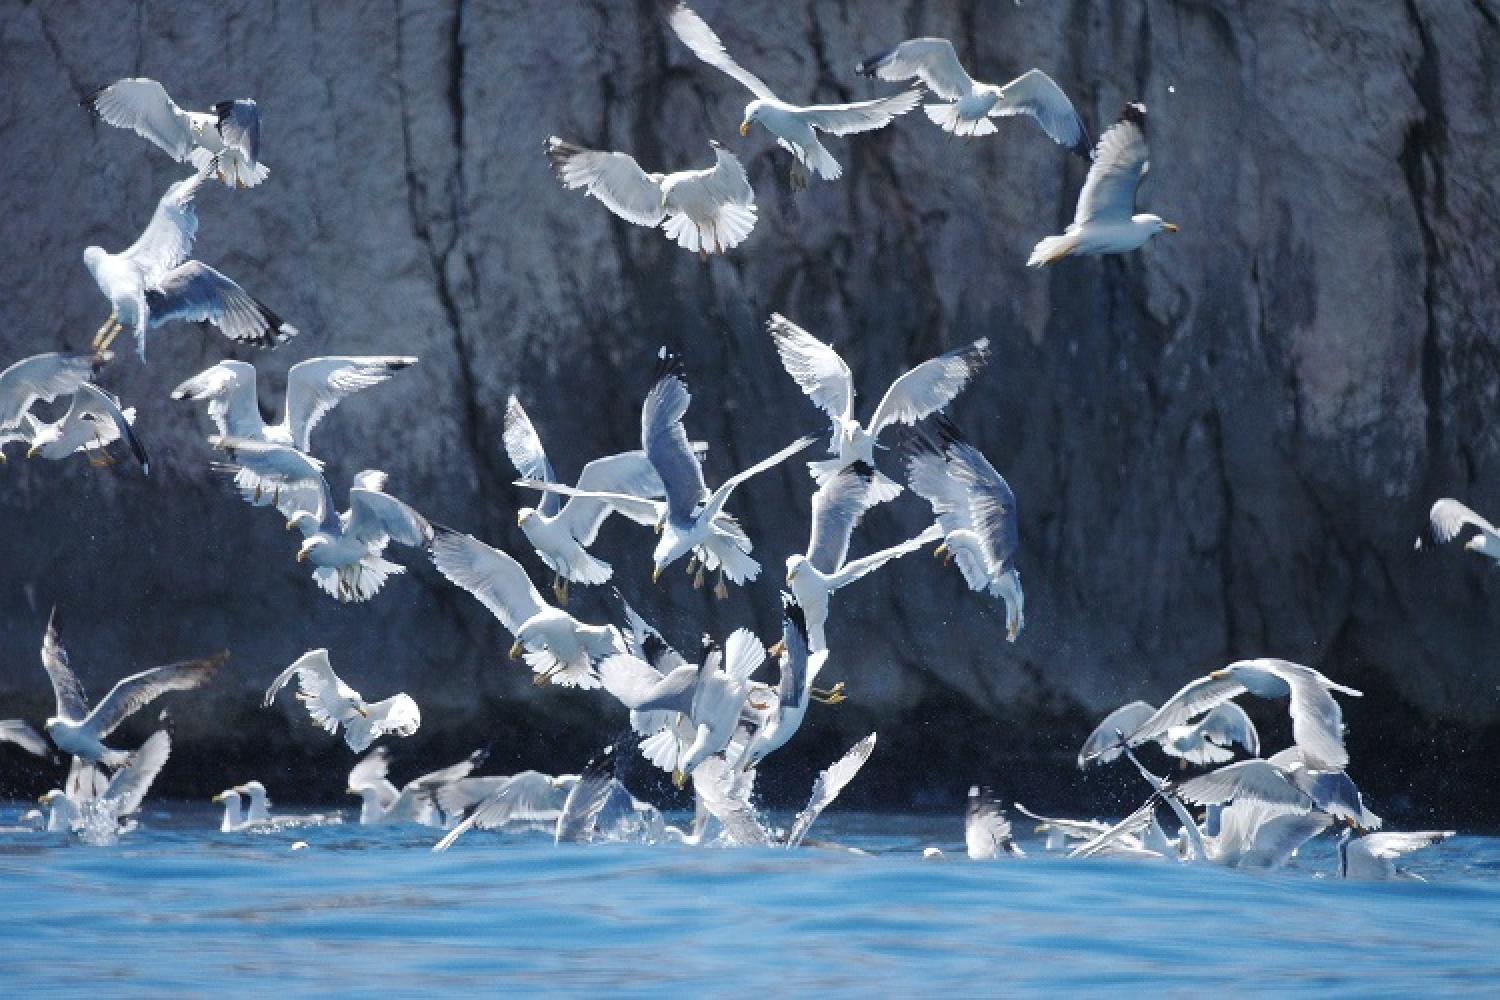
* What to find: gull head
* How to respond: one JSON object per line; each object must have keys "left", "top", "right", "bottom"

{"left": 82, "top": 246, "right": 106, "bottom": 274}
{"left": 740, "top": 100, "right": 767, "bottom": 136}
{"left": 38, "top": 790, "right": 63, "bottom": 806}
{"left": 286, "top": 511, "right": 319, "bottom": 535}
{"left": 785, "top": 554, "right": 807, "bottom": 589}
{"left": 517, "top": 507, "right": 536, "bottom": 528}
{"left": 211, "top": 789, "right": 238, "bottom": 805}
{"left": 296, "top": 536, "right": 328, "bottom": 563}
{"left": 1134, "top": 213, "right": 1177, "bottom": 235}
{"left": 237, "top": 781, "right": 268, "bottom": 801}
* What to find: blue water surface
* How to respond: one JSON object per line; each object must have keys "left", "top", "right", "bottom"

{"left": 2, "top": 805, "right": 1498, "bottom": 995}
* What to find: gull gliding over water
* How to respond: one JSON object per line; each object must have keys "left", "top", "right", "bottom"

{"left": 264, "top": 649, "right": 421, "bottom": 753}
{"left": 84, "top": 77, "right": 267, "bottom": 188}
{"left": 667, "top": 3, "right": 921, "bottom": 189}
{"left": 856, "top": 39, "right": 1090, "bottom": 153}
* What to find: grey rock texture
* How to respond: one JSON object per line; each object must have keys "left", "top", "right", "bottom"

{"left": 1, "top": 1, "right": 1498, "bottom": 814}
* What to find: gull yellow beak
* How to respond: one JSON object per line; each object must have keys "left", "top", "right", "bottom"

{"left": 27, "top": 444, "right": 40, "bottom": 459}
{"left": 354, "top": 704, "right": 369, "bottom": 718}
{"left": 652, "top": 566, "right": 662, "bottom": 584}
{"left": 739, "top": 121, "right": 750, "bottom": 136}
{"left": 346, "top": 786, "right": 357, "bottom": 796}
{"left": 1163, "top": 222, "right": 1179, "bottom": 233}
{"left": 211, "top": 792, "right": 226, "bottom": 803}
{"left": 933, "top": 543, "right": 948, "bottom": 558}
{"left": 768, "top": 638, "right": 786, "bottom": 658}
{"left": 1209, "top": 668, "right": 1229, "bottom": 680}
{"left": 509, "top": 639, "right": 524, "bottom": 660}
{"left": 296, "top": 550, "right": 307, "bottom": 563}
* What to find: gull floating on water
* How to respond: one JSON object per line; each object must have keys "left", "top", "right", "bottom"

{"left": 84, "top": 78, "right": 267, "bottom": 188}
{"left": 264, "top": 649, "right": 421, "bottom": 753}
{"left": 856, "top": 39, "right": 1089, "bottom": 153}
{"left": 545, "top": 137, "right": 757, "bottom": 257}
{"left": 1027, "top": 103, "right": 1177, "bottom": 267}
{"left": 1338, "top": 829, "right": 1454, "bottom": 881}
{"left": 84, "top": 164, "right": 297, "bottom": 359}
{"left": 667, "top": 3, "right": 921, "bottom": 189}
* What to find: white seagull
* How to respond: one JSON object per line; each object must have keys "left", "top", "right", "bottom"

{"left": 430, "top": 527, "right": 623, "bottom": 689}
{"left": 21, "top": 383, "right": 149, "bottom": 474}
{"left": 768, "top": 314, "right": 989, "bottom": 501}
{"left": 264, "top": 649, "right": 421, "bottom": 753}
{"left": 1338, "top": 829, "right": 1455, "bottom": 881}
{"left": 504, "top": 395, "right": 665, "bottom": 603}
{"left": 904, "top": 416, "right": 1025, "bottom": 641}
{"left": 0, "top": 351, "right": 107, "bottom": 443}
{"left": 966, "top": 786, "right": 1025, "bottom": 859}
{"left": 1078, "top": 699, "right": 1259, "bottom": 769}
{"left": 1418, "top": 498, "right": 1500, "bottom": 564}
{"left": 1028, "top": 103, "right": 1177, "bottom": 267}
{"left": 346, "top": 747, "right": 486, "bottom": 827}
{"left": 84, "top": 78, "right": 267, "bottom": 188}
{"left": 545, "top": 137, "right": 757, "bottom": 256}
{"left": 785, "top": 461, "right": 943, "bottom": 651}
{"left": 40, "top": 729, "right": 171, "bottom": 840}
{"left": 84, "top": 164, "right": 297, "bottom": 359}
{"left": 733, "top": 596, "right": 840, "bottom": 773}
{"left": 667, "top": 3, "right": 922, "bottom": 189}
{"left": 856, "top": 39, "right": 1090, "bottom": 153}
{"left": 786, "top": 732, "right": 878, "bottom": 848}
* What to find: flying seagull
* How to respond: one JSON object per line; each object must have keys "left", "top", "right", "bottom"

{"left": 36, "top": 610, "right": 223, "bottom": 766}
{"left": 1078, "top": 699, "right": 1259, "bottom": 769}
{"left": 504, "top": 396, "right": 665, "bottom": 603}
{"left": 21, "top": 383, "right": 150, "bottom": 474}
{"left": 1028, "top": 103, "right": 1177, "bottom": 267}
{"left": 345, "top": 747, "right": 486, "bottom": 826}
{"left": 40, "top": 729, "right": 172, "bottom": 839}
{"left": 0, "top": 719, "right": 51, "bottom": 759}
{"left": 1417, "top": 498, "right": 1500, "bottom": 564}
{"left": 264, "top": 649, "right": 421, "bottom": 753}
{"left": 733, "top": 596, "right": 840, "bottom": 773}
{"left": 545, "top": 137, "right": 757, "bottom": 257}
{"left": 84, "top": 78, "right": 267, "bottom": 188}
{"left": 0, "top": 351, "right": 107, "bottom": 441}
{"left": 85, "top": 164, "right": 297, "bottom": 359}
{"left": 768, "top": 314, "right": 989, "bottom": 500}
{"left": 667, "top": 3, "right": 922, "bottom": 189}
{"left": 430, "top": 527, "right": 623, "bottom": 688}
{"left": 856, "top": 39, "right": 1090, "bottom": 154}
{"left": 903, "top": 416, "right": 1024, "bottom": 640}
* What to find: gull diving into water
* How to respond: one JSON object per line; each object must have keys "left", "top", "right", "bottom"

{"left": 173, "top": 356, "right": 418, "bottom": 514}
{"left": 40, "top": 729, "right": 171, "bottom": 841}
{"left": 84, "top": 78, "right": 267, "bottom": 188}
{"left": 264, "top": 649, "right": 421, "bottom": 753}
{"left": 856, "top": 39, "right": 1090, "bottom": 154}
{"left": 504, "top": 395, "right": 665, "bottom": 603}
{"left": 430, "top": 527, "right": 623, "bottom": 689}
{"left": 34, "top": 610, "right": 223, "bottom": 767}
{"left": 732, "top": 596, "right": 841, "bottom": 773}
{"left": 1027, "top": 103, "right": 1177, "bottom": 267}
{"left": 767, "top": 314, "right": 990, "bottom": 501}
{"left": 1338, "top": 829, "right": 1455, "bottom": 881}
{"left": 667, "top": 3, "right": 921, "bottom": 190}
{"left": 84, "top": 164, "right": 297, "bottom": 359}
{"left": 545, "top": 137, "right": 757, "bottom": 257}
{"left": 1418, "top": 498, "right": 1500, "bottom": 565}
{"left": 518, "top": 351, "right": 815, "bottom": 596}
{"left": 904, "top": 416, "right": 1025, "bottom": 641}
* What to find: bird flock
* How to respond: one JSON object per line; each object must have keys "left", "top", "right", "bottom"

{"left": 0, "top": 5, "right": 1465, "bottom": 878}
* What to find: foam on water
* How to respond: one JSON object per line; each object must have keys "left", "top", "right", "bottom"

{"left": 2, "top": 805, "right": 1498, "bottom": 993}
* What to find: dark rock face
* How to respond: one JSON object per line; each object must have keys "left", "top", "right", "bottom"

{"left": 1, "top": 2, "right": 1498, "bottom": 818}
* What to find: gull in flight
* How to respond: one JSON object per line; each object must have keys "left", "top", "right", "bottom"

{"left": 667, "top": 3, "right": 922, "bottom": 189}
{"left": 519, "top": 351, "right": 815, "bottom": 596}
{"left": 1028, "top": 103, "right": 1177, "bottom": 267}
{"left": 1095, "top": 658, "right": 1362, "bottom": 770}
{"left": 430, "top": 527, "right": 623, "bottom": 688}
{"left": 1177, "top": 748, "right": 1383, "bottom": 831}
{"left": 19, "top": 383, "right": 149, "bottom": 474}
{"left": 732, "top": 595, "right": 841, "bottom": 773}
{"left": 903, "top": 416, "right": 1024, "bottom": 641}
{"left": 434, "top": 770, "right": 580, "bottom": 836}
{"left": 40, "top": 730, "right": 171, "bottom": 841}
{"left": 0, "top": 351, "right": 108, "bottom": 448}
{"left": 504, "top": 395, "right": 665, "bottom": 603}
{"left": 0, "top": 719, "right": 51, "bottom": 759}
{"left": 1337, "top": 829, "right": 1454, "bottom": 881}
{"left": 346, "top": 747, "right": 486, "bottom": 827}
{"left": 768, "top": 314, "right": 990, "bottom": 501}
{"left": 84, "top": 78, "right": 267, "bottom": 188}
{"left": 1078, "top": 699, "right": 1259, "bottom": 769}
{"left": 785, "top": 461, "right": 943, "bottom": 651}
{"left": 173, "top": 356, "right": 418, "bottom": 514}
{"left": 966, "top": 786, "right": 1025, "bottom": 859}
{"left": 545, "top": 137, "right": 757, "bottom": 257}
{"left": 599, "top": 627, "right": 764, "bottom": 786}
{"left": 212, "top": 439, "right": 432, "bottom": 602}
{"left": 34, "top": 610, "right": 223, "bottom": 767}
{"left": 856, "top": 39, "right": 1090, "bottom": 153}
{"left": 84, "top": 164, "right": 297, "bottom": 359}
{"left": 1012, "top": 803, "right": 1111, "bottom": 852}
{"left": 264, "top": 649, "right": 421, "bottom": 753}
{"left": 1417, "top": 498, "right": 1500, "bottom": 564}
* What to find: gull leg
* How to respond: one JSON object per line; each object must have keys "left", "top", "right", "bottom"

{"left": 692, "top": 565, "right": 705, "bottom": 590}
{"left": 811, "top": 681, "right": 847, "bottom": 705}
{"left": 98, "top": 319, "right": 125, "bottom": 352}
{"left": 713, "top": 571, "right": 728, "bottom": 601}
{"left": 767, "top": 638, "right": 786, "bottom": 658}
{"left": 672, "top": 768, "right": 687, "bottom": 790}
{"left": 552, "top": 573, "right": 567, "bottom": 605}
{"left": 91, "top": 310, "right": 119, "bottom": 349}
{"left": 685, "top": 555, "right": 699, "bottom": 576}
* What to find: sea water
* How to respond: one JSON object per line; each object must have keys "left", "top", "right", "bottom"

{"left": 2, "top": 805, "right": 1497, "bottom": 994}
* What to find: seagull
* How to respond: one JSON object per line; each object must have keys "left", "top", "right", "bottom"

{"left": 1097, "top": 659, "right": 1362, "bottom": 770}
{"left": 1337, "top": 829, "right": 1454, "bottom": 881}
{"left": 21, "top": 383, "right": 150, "bottom": 474}
{"left": 211, "top": 785, "right": 261, "bottom": 833}
{"left": 786, "top": 732, "right": 878, "bottom": 848}
{"left": 173, "top": 356, "right": 418, "bottom": 514}
{"left": 84, "top": 164, "right": 297, "bottom": 359}
{"left": 211, "top": 438, "right": 431, "bottom": 602}
{"left": 545, "top": 137, "right": 757, "bottom": 257}
{"left": 1418, "top": 498, "right": 1500, "bottom": 564}
{"left": 855, "top": 39, "right": 1090, "bottom": 153}
{"left": 518, "top": 351, "right": 815, "bottom": 596}
{"left": 1012, "top": 803, "right": 1111, "bottom": 851}
{"left": 785, "top": 462, "right": 944, "bottom": 650}
{"left": 346, "top": 747, "right": 486, "bottom": 827}
{"left": 430, "top": 527, "right": 623, "bottom": 689}
{"left": 35, "top": 609, "right": 223, "bottom": 767}
{"left": 0, "top": 352, "right": 107, "bottom": 443}
{"left": 434, "top": 770, "right": 579, "bottom": 833}
{"left": 1078, "top": 700, "right": 1259, "bottom": 769}
{"left": 903, "top": 416, "right": 1024, "bottom": 641}
{"left": 667, "top": 3, "right": 922, "bottom": 189}
{"left": 598, "top": 627, "right": 763, "bottom": 786}
{"left": 264, "top": 649, "right": 421, "bottom": 753}
{"left": 966, "top": 786, "right": 1025, "bottom": 859}
{"left": 0, "top": 719, "right": 51, "bottom": 759}
{"left": 83, "top": 78, "right": 267, "bottom": 188}
{"left": 733, "top": 595, "right": 840, "bottom": 773}
{"left": 1265, "top": 746, "right": 1382, "bottom": 829}
{"left": 39, "top": 729, "right": 171, "bottom": 840}
{"left": 504, "top": 396, "right": 665, "bottom": 602}
{"left": 1027, "top": 103, "right": 1177, "bottom": 267}
{"left": 608, "top": 602, "right": 716, "bottom": 774}
{"left": 767, "top": 314, "right": 989, "bottom": 501}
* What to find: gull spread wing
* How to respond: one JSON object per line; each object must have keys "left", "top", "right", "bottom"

{"left": 993, "top": 68, "right": 1091, "bottom": 158}
{"left": 599, "top": 653, "right": 696, "bottom": 714}
{"left": 867, "top": 339, "right": 990, "bottom": 437}
{"left": 642, "top": 358, "right": 708, "bottom": 522}
{"left": 1075, "top": 103, "right": 1149, "bottom": 228}
{"left": 559, "top": 451, "right": 666, "bottom": 543}
{"left": 102, "top": 729, "right": 171, "bottom": 817}
{"left": 41, "top": 609, "right": 90, "bottom": 721}
{"left": 430, "top": 528, "right": 548, "bottom": 635}
{"left": 1126, "top": 673, "right": 1247, "bottom": 751}
{"left": 170, "top": 361, "right": 263, "bottom": 438}
{"left": 147, "top": 260, "right": 298, "bottom": 348}
{"left": 85, "top": 651, "right": 226, "bottom": 739}
{"left": 766, "top": 314, "right": 854, "bottom": 428}
{"left": 831, "top": 523, "right": 944, "bottom": 590}
{"left": 1077, "top": 701, "right": 1157, "bottom": 767}
{"left": 667, "top": 3, "right": 776, "bottom": 101}
{"left": 346, "top": 487, "right": 433, "bottom": 549}
{"left": 0, "top": 719, "right": 49, "bottom": 758}
{"left": 503, "top": 396, "right": 561, "bottom": 518}
{"left": 545, "top": 138, "right": 666, "bottom": 227}
{"left": 805, "top": 463, "right": 877, "bottom": 573}
{"left": 284, "top": 356, "right": 417, "bottom": 452}
{"left": 799, "top": 91, "right": 924, "bottom": 136}
{"left": 787, "top": 732, "right": 876, "bottom": 847}
{"left": 856, "top": 38, "right": 974, "bottom": 101}
{"left": 123, "top": 169, "right": 209, "bottom": 284}
{"left": 1176, "top": 760, "right": 1314, "bottom": 813}
{"left": 1426, "top": 498, "right": 1499, "bottom": 545}
{"left": 212, "top": 99, "right": 261, "bottom": 163}
{"left": 84, "top": 78, "right": 196, "bottom": 161}
{"left": 74, "top": 384, "right": 150, "bottom": 474}
{"left": 0, "top": 353, "right": 100, "bottom": 429}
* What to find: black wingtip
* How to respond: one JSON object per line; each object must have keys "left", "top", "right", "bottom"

{"left": 79, "top": 85, "right": 106, "bottom": 113}
{"left": 651, "top": 346, "right": 686, "bottom": 386}
{"left": 1120, "top": 102, "right": 1147, "bottom": 128}
{"left": 854, "top": 46, "right": 893, "bottom": 78}
{"left": 781, "top": 595, "right": 809, "bottom": 643}
{"left": 846, "top": 460, "right": 877, "bottom": 484}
